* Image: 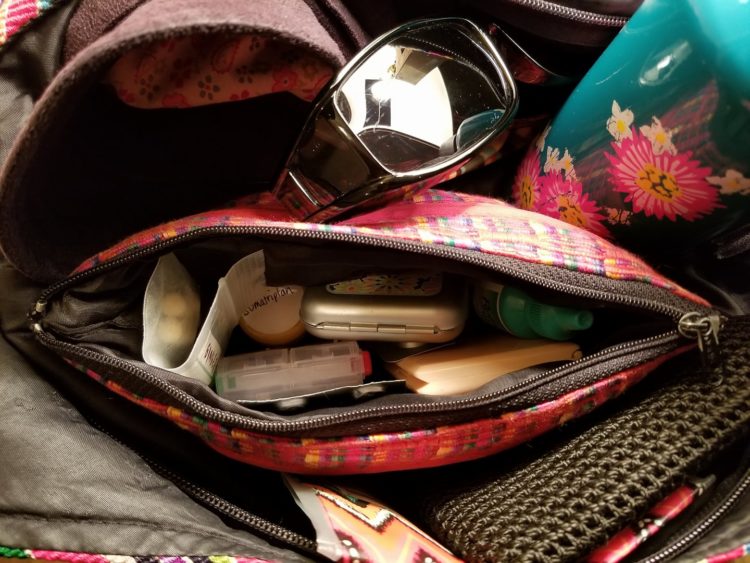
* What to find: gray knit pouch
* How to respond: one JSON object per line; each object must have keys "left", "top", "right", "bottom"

{"left": 422, "top": 315, "right": 750, "bottom": 563}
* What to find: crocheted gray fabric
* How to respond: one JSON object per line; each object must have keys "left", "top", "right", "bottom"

{"left": 423, "top": 315, "right": 750, "bottom": 563}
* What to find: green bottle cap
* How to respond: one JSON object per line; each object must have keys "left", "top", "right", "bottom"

{"left": 496, "top": 286, "right": 593, "bottom": 341}
{"left": 526, "top": 300, "right": 594, "bottom": 341}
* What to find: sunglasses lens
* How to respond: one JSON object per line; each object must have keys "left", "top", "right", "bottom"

{"left": 275, "top": 19, "right": 516, "bottom": 221}
{"left": 334, "top": 24, "right": 509, "bottom": 173}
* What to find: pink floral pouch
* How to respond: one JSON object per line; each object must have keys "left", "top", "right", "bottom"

{"left": 32, "top": 189, "right": 716, "bottom": 475}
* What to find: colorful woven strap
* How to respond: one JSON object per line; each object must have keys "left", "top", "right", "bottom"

{"left": 0, "top": 0, "right": 58, "bottom": 48}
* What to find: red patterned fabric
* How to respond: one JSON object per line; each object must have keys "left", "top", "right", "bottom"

{"left": 288, "top": 479, "right": 461, "bottom": 562}
{"left": 72, "top": 190, "right": 710, "bottom": 306}
{"left": 106, "top": 33, "right": 333, "bottom": 108}
{"left": 587, "top": 483, "right": 702, "bottom": 563}
{"left": 702, "top": 544, "right": 750, "bottom": 563}
{"left": 74, "top": 350, "right": 686, "bottom": 475}
{"left": 62, "top": 185, "right": 708, "bottom": 475}
{"left": 0, "top": 0, "right": 54, "bottom": 47}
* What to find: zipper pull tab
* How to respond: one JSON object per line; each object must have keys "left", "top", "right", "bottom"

{"left": 678, "top": 312, "right": 724, "bottom": 368}
{"left": 33, "top": 299, "right": 47, "bottom": 317}
{"left": 28, "top": 299, "right": 47, "bottom": 335}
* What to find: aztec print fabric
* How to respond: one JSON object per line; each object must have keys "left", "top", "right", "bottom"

{"left": 0, "top": 548, "right": 270, "bottom": 563}
{"left": 286, "top": 478, "right": 461, "bottom": 562}
{"left": 58, "top": 187, "right": 707, "bottom": 475}
{"left": 74, "top": 351, "right": 682, "bottom": 474}
{"left": 72, "top": 189, "right": 709, "bottom": 306}
{"left": 3, "top": 541, "right": 750, "bottom": 563}
{"left": 0, "top": 0, "right": 58, "bottom": 47}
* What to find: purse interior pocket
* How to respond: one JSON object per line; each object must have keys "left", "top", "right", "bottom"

{"left": 39, "top": 233, "right": 681, "bottom": 423}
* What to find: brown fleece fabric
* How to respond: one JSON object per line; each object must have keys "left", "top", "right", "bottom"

{"left": 63, "top": 0, "right": 148, "bottom": 62}
{"left": 0, "top": 0, "right": 366, "bottom": 283}
{"left": 64, "top": 0, "right": 368, "bottom": 64}
{"left": 301, "top": 0, "right": 369, "bottom": 55}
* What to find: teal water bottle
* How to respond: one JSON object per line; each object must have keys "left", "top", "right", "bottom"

{"left": 509, "top": 0, "right": 750, "bottom": 259}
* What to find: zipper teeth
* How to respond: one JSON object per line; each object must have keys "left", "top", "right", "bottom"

{"left": 157, "top": 466, "right": 317, "bottom": 553}
{"left": 39, "top": 328, "right": 680, "bottom": 433}
{"left": 35, "top": 224, "right": 699, "bottom": 432}
{"left": 39, "top": 225, "right": 690, "bottom": 320}
{"left": 87, "top": 421, "right": 316, "bottom": 553}
{"left": 639, "top": 471, "right": 750, "bottom": 563}
{"left": 507, "top": 0, "right": 630, "bottom": 26}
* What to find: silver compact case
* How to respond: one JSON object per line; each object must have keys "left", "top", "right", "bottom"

{"left": 300, "top": 274, "right": 468, "bottom": 343}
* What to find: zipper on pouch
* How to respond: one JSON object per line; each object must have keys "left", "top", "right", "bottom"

{"left": 33, "top": 225, "right": 712, "bottom": 320}
{"left": 33, "top": 327, "right": 687, "bottom": 433}
{"left": 502, "top": 0, "right": 630, "bottom": 27}
{"left": 158, "top": 468, "right": 318, "bottom": 556}
{"left": 30, "top": 225, "right": 724, "bottom": 432}
{"left": 85, "top": 419, "right": 318, "bottom": 555}
{"left": 677, "top": 312, "right": 722, "bottom": 368}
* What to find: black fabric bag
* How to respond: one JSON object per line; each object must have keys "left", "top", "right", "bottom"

{"left": 0, "top": 1, "right": 748, "bottom": 562}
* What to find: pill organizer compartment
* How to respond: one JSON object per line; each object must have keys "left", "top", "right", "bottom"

{"left": 215, "top": 341, "right": 372, "bottom": 401}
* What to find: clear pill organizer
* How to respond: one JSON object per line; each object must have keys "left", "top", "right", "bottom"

{"left": 214, "top": 341, "right": 372, "bottom": 401}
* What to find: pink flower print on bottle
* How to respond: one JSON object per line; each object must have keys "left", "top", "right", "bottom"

{"left": 605, "top": 128, "right": 721, "bottom": 221}
{"left": 539, "top": 171, "right": 610, "bottom": 238}
{"left": 512, "top": 150, "right": 542, "bottom": 211}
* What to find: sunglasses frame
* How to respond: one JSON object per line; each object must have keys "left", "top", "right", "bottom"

{"left": 273, "top": 17, "right": 519, "bottom": 222}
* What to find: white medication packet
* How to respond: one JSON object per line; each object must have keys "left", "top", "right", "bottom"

{"left": 144, "top": 250, "right": 302, "bottom": 385}
{"left": 142, "top": 253, "right": 201, "bottom": 371}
